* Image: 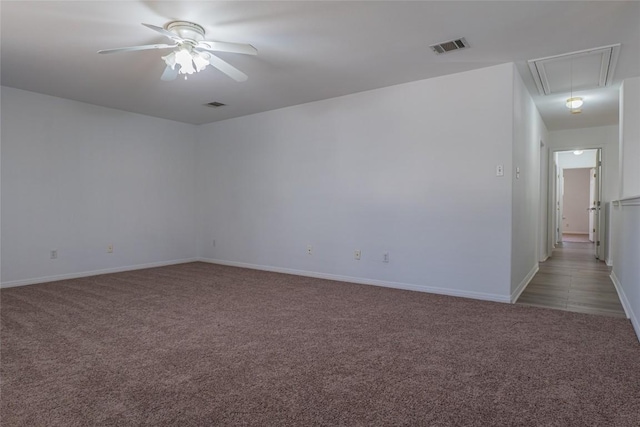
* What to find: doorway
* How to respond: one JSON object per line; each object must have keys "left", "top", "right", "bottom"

{"left": 551, "top": 148, "right": 602, "bottom": 259}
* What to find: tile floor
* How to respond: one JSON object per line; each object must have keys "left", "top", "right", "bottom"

{"left": 517, "top": 242, "right": 626, "bottom": 318}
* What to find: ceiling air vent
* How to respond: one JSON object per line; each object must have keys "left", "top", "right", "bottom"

{"left": 205, "top": 101, "right": 226, "bottom": 108}
{"left": 430, "top": 38, "right": 469, "bottom": 54}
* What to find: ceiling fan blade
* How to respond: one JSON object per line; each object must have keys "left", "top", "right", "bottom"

{"left": 142, "top": 23, "right": 183, "bottom": 42}
{"left": 197, "top": 41, "right": 257, "bottom": 56}
{"left": 160, "top": 65, "right": 179, "bottom": 81}
{"left": 98, "top": 43, "right": 177, "bottom": 54}
{"left": 204, "top": 53, "right": 248, "bottom": 82}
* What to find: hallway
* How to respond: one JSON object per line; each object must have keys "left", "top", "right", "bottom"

{"left": 517, "top": 242, "right": 626, "bottom": 318}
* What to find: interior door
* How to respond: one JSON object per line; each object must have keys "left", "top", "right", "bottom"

{"left": 589, "top": 168, "right": 596, "bottom": 242}
{"left": 556, "top": 163, "right": 564, "bottom": 244}
{"left": 593, "top": 149, "right": 602, "bottom": 259}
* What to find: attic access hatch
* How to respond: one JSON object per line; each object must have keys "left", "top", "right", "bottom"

{"left": 528, "top": 44, "right": 620, "bottom": 95}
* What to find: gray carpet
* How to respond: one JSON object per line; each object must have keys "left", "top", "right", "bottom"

{"left": 2, "top": 262, "right": 639, "bottom": 426}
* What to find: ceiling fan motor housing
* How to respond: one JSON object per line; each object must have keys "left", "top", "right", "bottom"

{"left": 166, "top": 21, "right": 205, "bottom": 44}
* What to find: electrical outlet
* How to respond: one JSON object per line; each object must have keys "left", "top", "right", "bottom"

{"left": 354, "top": 250, "right": 361, "bottom": 260}
{"left": 107, "top": 244, "right": 113, "bottom": 253}
{"left": 307, "top": 245, "right": 313, "bottom": 255}
{"left": 50, "top": 249, "right": 58, "bottom": 260}
{"left": 383, "top": 252, "right": 390, "bottom": 263}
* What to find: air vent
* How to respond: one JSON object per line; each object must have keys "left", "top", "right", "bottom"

{"left": 205, "top": 101, "right": 226, "bottom": 108}
{"left": 430, "top": 38, "right": 469, "bottom": 54}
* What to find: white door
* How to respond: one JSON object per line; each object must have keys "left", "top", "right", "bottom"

{"left": 589, "top": 168, "right": 596, "bottom": 242}
{"left": 557, "top": 164, "right": 564, "bottom": 244}
{"left": 593, "top": 149, "right": 602, "bottom": 259}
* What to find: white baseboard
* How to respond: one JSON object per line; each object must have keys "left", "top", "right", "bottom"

{"left": 0, "top": 258, "right": 199, "bottom": 288}
{"left": 606, "top": 258, "right": 613, "bottom": 267}
{"left": 511, "top": 264, "right": 539, "bottom": 303}
{"left": 610, "top": 272, "right": 639, "bottom": 342}
{"left": 198, "top": 258, "right": 512, "bottom": 303}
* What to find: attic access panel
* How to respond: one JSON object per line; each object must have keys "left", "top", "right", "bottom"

{"left": 528, "top": 44, "right": 620, "bottom": 95}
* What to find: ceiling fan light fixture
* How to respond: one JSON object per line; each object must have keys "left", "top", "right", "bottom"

{"left": 161, "top": 51, "right": 176, "bottom": 68}
{"left": 192, "top": 51, "right": 210, "bottom": 72}
{"left": 100, "top": 21, "right": 255, "bottom": 82}
{"left": 174, "top": 48, "right": 197, "bottom": 74}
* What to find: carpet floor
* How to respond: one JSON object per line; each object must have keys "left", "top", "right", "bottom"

{"left": 2, "top": 262, "right": 639, "bottom": 426}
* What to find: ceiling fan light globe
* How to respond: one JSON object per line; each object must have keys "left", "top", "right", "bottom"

{"left": 192, "top": 52, "right": 210, "bottom": 72}
{"left": 175, "top": 48, "right": 196, "bottom": 74}
{"left": 162, "top": 51, "right": 177, "bottom": 69}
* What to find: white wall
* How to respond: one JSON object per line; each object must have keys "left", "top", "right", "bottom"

{"left": 619, "top": 78, "right": 640, "bottom": 199}
{"left": 511, "top": 65, "right": 548, "bottom": 298}
{"left": 1, "top": 87, "right": 198, "bottom": 286}
{"left": 196, "top": 64, "right": 517, "bottom": 302}
{"left": 557, "top": 150, "right": 597, "bottom": 169}
{"left": 611, "top": 77, "right": 640, "bottom": 340}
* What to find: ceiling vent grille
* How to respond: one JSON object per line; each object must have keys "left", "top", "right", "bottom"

{"left": 430, "top": 38, "right": 469, "bottom": 54}
{"left": 205, "top": 101, "right": 226, "bottom": 108}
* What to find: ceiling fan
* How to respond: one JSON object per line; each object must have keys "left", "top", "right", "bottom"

{"left": 98, "top": 21, "right": 257, "bottom": 82}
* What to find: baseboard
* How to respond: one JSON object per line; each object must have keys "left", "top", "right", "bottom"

{"left": 510, "top": 264, "right": 539, "bottom": 303}
{"left": 610, "top": 271, "right": 639, "bottom": 341}
{"left": 198, "top": 258, "right": 512, "bottom": 303}
{"left": 0, "top": 258, "right": 199, "bottom": 288}
{"left": 606, "top": 258, "right": 613, "bottom": 267}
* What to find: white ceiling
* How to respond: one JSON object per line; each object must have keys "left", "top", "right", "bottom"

{"left": 1, "top": 1, "right": 639, "bottom": 131}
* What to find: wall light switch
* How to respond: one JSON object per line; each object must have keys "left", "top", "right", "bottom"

{"left": 496, "top": 165, "right": 504, "bottom": 177}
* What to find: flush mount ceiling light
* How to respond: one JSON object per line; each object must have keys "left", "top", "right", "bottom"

{"left": 98, "top": 21, "right": 257, "bottom": 82}
{"left": 566, "top": 97, "right": 584, "bottom": 110}
{"left": 573, "top": 150, "right": 584, "bottom": 155}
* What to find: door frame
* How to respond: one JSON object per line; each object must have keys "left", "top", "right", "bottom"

{"left": 547, "top": 147, "right": 604, "bottom": 259}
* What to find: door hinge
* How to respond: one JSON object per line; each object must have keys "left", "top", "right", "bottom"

{"left": 597, "top": 241, "right": 601, "bottom": 246}
{"left": 597, "top": 201, "right": 601, "bottom": 206}
{"left": 593, "top": 228, "right": 596, "bottom": 232}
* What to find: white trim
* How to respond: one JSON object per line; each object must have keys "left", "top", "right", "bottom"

{"left": 606, "top": 258, "right": 613, "bottom": 267}
{"left": 610, "top": 271, "right": 639, "bottom": 342}
{"left": 0, "top": 258, "right": 199, "bottom": 288}
{"left": 613, "top": 195, "right": 640, "bottom": 207}
{"left": 198, "top": 258, "right": 512, "bottom": 303}
{"left": 511, "top": 264, "right": 539, "bottom": 303}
